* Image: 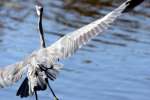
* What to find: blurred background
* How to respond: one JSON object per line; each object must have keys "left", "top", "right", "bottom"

{"left": 0, "top": 0, "right": 150, "bottom": 100}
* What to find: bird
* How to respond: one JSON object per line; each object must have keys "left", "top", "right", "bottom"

{"left": 16, "top": 5, "right": 59, "bottom": 100}
{"left": 0, "top": 0, "right": 144, "bottom": 100}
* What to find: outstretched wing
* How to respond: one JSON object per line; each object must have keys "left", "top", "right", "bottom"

{"left": 0, "top": 0, "right": 144, "bottom": 88}
{"left": 46, "top": 0, "right": 136, "bottom": 59}
{"left": 0, "top": 61, "right": 27, "bottom": 88}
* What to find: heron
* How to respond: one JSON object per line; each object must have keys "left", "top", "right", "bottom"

{"left": 16, "top": 5, "right": 59, "bottom": 100}
{"left": 0, "top": 0, "right": 144, "bottom": 100}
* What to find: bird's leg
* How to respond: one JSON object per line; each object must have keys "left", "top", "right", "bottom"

{"left": 35, "top": 91, "right": 38, "bottom": 100}
{"left": 47, "top": 80, "right": 59, "bottom": 100}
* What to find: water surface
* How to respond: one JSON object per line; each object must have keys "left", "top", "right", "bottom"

{"left": 0, "top": 0, "right": 150, "bottom": 100}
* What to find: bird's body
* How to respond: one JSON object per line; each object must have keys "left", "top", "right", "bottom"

{"left": 0, "top": 0, "right": 144, "bottom": 99}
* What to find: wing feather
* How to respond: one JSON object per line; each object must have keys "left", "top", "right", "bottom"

{"left": 47, "top": 0, "right": 130, "bottom": 59}
{"left": 0, "top": 62, "right": 27, "bottom": 88}
{"left": 0, "top": 0, "right": 144, "bottom": 88}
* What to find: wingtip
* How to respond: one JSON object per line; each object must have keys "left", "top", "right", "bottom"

{"left": 16, "top": 77, "right": 29, "bottom": 98}
{"left": 122, "top": 0, "right": 144, "bottom": 13}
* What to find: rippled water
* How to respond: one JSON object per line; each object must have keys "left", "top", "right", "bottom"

{"left": 0, "top": 0, "right": 150, "bottom": 100}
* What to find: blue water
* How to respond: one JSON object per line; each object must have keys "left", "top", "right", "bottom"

{"left": 0, "top": 0, "right": 150, "bottom": 100}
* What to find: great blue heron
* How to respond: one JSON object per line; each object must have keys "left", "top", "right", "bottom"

{"left": 0, "top": 0, "right": 144, "bottom": 100}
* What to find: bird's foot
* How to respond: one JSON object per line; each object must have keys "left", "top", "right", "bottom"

{"left": 54, "top": 96, "right": 59, "bottom": 100}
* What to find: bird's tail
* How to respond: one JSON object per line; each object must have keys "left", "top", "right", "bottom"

{"left": 33, "top": 73, "right": 47, "bottom": 91}
{"left": 122, "top": 0, "right": 144, "bottom": 13}
{"left": 16, "top": 75, "right": 47, "bottom": 98}
{"left": 16, "top": 77, "right": 29, "bottom": 98}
